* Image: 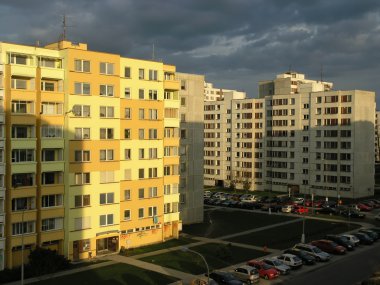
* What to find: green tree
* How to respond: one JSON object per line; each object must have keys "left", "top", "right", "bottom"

{"left": 28, "top": 247, "right": 70, "bottom": 276}
{"left": 243, "top": 178, "right": 251, "bottom": 193}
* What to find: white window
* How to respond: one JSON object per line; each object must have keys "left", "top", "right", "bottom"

{"left": 124, "top": 189, "right": 131, "bottom": 200}
{"left": 100, "top": 149, "right": 114, "bottom": 161}
{"left": 139, "top": 108, "right": 145, "bottom": 119}
{"left": 125, "top": 149, "right": 131, "bottom": 160}
{"left": 11, "top": 78, "right": 27, "bottom": 89}
{"left": 139, "top": 129, "right": 144, "bottom": 139}
{"left": 138, "top": 208, "right": 144, "bottom": 218}
{"left": 139, "top": 69, "right": 144, "bottom": 79}
{"left": 8, "top": 53, "right": 28, "bottom": 65}
{"left": 74, "top": 59, "right": 90, "bottom": 72}
{"left": 124, "top": 169, "right": 131, "bottom": 180}
{"left": 11, "top": 101, "right": 34, "bottom": 114}
{"left": 100, "top": 128, "right": 114, "bottom": 139}
{"left": 42, "top": 194, "right": 63, "bottom": 208}
{"left": 100, "top": 106, "right": 114, "bottom": 118}
{"left": 139, "top": 148, "right": 145, "bottom": 159}
{"left": 74, "top": 172, "right": 90, "bottom": 185}
{"left": 149, "top": 90, "right": 158, "bottom": 100}
{"left": 74, "top": 82, "right": 91, "bottom": 95}
{"left": 100, "top": 62, "right": 114, "bottom": 75}
{"left": 149, "top": 129, "right": 158, "bottom": 139}
{"left": 139, "top": 89, "right": 144, "bottom": 99}
{"left": 125, "top": 108, "right": 131, "bottom": 119}
{"left": 41, "top": 102, "right": 63, "bottom": 115}
{"left": 41, "top": 125, "right": 63, "bottom": 138}
{"left": 74, "top": 150, "right": 90, "bottom": 162}
{"left": 100, "top": 193, "right": 114, "bottom": 205}
{"left": 74, "top": 217, "right": 91, "bottom": 231}
{"left": 41, "top": 81, "right": 56, "bottom": 91}
{"left": 149, "top": 148, "right": 157, "bottom": 159}
{"left": 124, "top": 210, "right": 131, "bottom": 221}
{"left": 12, "top": 149, "right": 34, "bottom": 162}
{"left": 100, "top": 85, "right": 114, "bottom": 97}
{"left": 149, "top": 187, "right": 158, "bottom": 197}
{"left": 41, "top": 217, "right": 63, "bottom": 231}
{"left": 100, "top": 214, "right": 114, "bottom": 226}
{"left": 148, "top": 206, "right": 157, "bottom": 217}
{"left": 75, "top": 195, "right": 90, "bottom": 207}
{"left": 149, "top": 168, "right": 158, "bottom": 178}
{"left": 72, "top": 105, "right": 90, "bottom": 117}
{"left": 99, "top": 171, "right": 115, "bottom": 183}
{"left": 12, "top": 221, "right": 35, "bottom": 235}
{"left": 124, "top": 67, "right": 131, "bottom": 78}
{"left": 75, "top": 128, "right": 90, "bottom": 139}
{"left": 149, "top": 70, "right": 158, "bottom": 80}
{"left": 149, "top": 109, "right": 158, "bottom": 120}
{"left": 124, "top": 87, "right": 131, "bottom": 99}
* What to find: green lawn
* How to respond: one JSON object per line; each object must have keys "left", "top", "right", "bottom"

{"left": 140, "top": 243, "right": 267, "bottom": 275}
{"left": 183, "top": 209, "right": 296, "bottom": 238}
{"left": 33, "top": 263, "right": 179, "bottom": 285}
{"left": 122, "top": 236, "right": 197, "bottom": 256}
{"left": 226, "top": 219, "right": 360, "bottom": 250}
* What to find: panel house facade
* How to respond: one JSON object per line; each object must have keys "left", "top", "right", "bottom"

{"left": 0, "top": 40, "right": 181, "bottom": 269}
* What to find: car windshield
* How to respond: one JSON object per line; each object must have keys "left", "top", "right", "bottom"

{"left": 293, "top": 256, "right": 302, "bottom": 262}
{"left": 313, "top": 247, "right": 322, "bottom": 253}
{"left": 221, "top": 273, "right": 235, "bottom": 280}
{"left": 271, "top": 260, "right": 282, "bottom": 266}
{"left": 262, "top": 264, "right": 272, "bottom": 270}
{"left": 330, "top": 242, "right": 338, "bottom": 247}
{"left": 249, "top": 269, "right": 259, "bottom": 275}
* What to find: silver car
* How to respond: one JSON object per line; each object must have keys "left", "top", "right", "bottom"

{"left": 293, "top": 243, "right": 331, "bottom": 262}
{"left": 232, "top": 265, "right": 260, "bottom": 284}
{"left": 263, "top": 258, "right": 291, "bottom": 275}
{"left": 276, "top": 254, "right": 303, "bottom": 269}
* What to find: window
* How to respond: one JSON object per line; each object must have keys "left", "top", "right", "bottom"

{"left": 100, "top": 149, "right": 114, "bottom": 161}
{"left": 149, "top": 129, "right": 158, "bottom": 139}
{"left": 99, "top": 106, "right": 114, "bottom": 118}
{"left": 139, "top": 108, "right": 145, "bottom": 119}
{"left": 100, "top": 171, "right": 115, "bottom": 183}
{"left": 42, "top": 194, "right": 63, "bottom": 208}
{"left": 100, "top": 85, "right": 114, "bottom": 97}
{"left": 149, "top": 90, "right": 158, "bottom": 100}
{"left": 99, "top": 214, "right": 114, "bottom": 226}
{"left": 124, "top": 87, "right": 131, "bottom": 99}
{"left": 12, "top": 221, "right": 35, "bottom": 236}
{"left": 41, "top": 125, "right": 63, "bottom": 138}
{"left": 148, "top": 206, "right": 157, "bottom": 217}
{"left": 181, "top": 97, "right": 186, "bottom": 106}
{"left": 100, "top": 193, "right": 114, "bottom": 205}
{"left": 74, "top": 150, "right": 90, "bottom": 162}
{"left": 74, "top": 217, "right": 91, "bottom": 231}
{"left": 341, "top": 95, "right": 352, "bottom": 102}
{"left": 149, "top": 69, "right": 158, "bottom": 80}
{"left": 12, "top": 197, "right": 35, "bottom": 211}
{"left": 124, "top": 169, "right": 131, "bottom": 180}
{"left": 100, "top": 128, "right": 114, "bottom": 139}
{"left": 75, "top": 128, "right": 90, "bottom": 139}
{"left": 149, "top": 148, "right": 157, "bottom": 159}
{"left": 149, "top": 109, "right": 158, "bottom": 120}
{"left": 181, "top": 80, "right": 186, "bottom": 90}
{"left": 124, "top": 210, "right": 131, "bottom": 221}
{"left": 139, "top": 89, "right": 144, "bottom": 99}
{"left": 41, "top": 81, "right": 56, "bottom": 91}
{"left": 100, "top": 62, "right": 114, "bottom": 75}
{"left": 12, "top": 173, "right": 34, "bottom": 187}
{"left": 149, "top": 168, "right": 158, "bottom": 178}
{"left": 149, "top": 187, "right": 158, "bottom": 197}
{"left": 74, "top": 82, "right": 91, "bottom": 95}
{"left": 124, "top": 129, "right": 131, "bottom": 139}
{"left": 138, "top": 208, "right": 144, "bottom": 218}
{"left": 75, "top": 173, "right": 90, "bottom": 185}
{"left": 8, "top": 53, "right": 28, "bottom": 65}
{"left": 124, "top": 67, "right": 131, "bottom": 78}
{"left": 75, "top": 59, "right": 90, "bottom": 72}
{"left": 124, "top": 149, "right": 131, "bottom": 160}
{"left": 72, "top": 105, "right": 90, "bottom": 117}
{"left": 124, "top": 189, "right": 131, "bottom": 200}
{"left": 139, "top": 148, "right": 145, "bottom": 159}
{"left": 41, "top": 102, "right": 63, "bottom": 115}
{"left": 75, "top": 195, "right": 90, "bottom": 207}
{"left": 164, "top": 108, "right": 179, "bottom": 118}
{"left": 138, "top": 188, "right": 145, "bottom": 199}
{"left": 12, "top": 101, "right": 34, "bottom": 114}
{"left": 139, "top": 129, "right": 144, "bottom": 139}
{"left": 11, "top": 149, "right": 34, "bottom": 163}
{"left": 125, "top": 108, "right": 131, "bottom": 119}
{"left": 139, "top": 169, "right": 145, "bottom": 179}
{"left": 139, "top": 69, "right": 145, "bottom": 79}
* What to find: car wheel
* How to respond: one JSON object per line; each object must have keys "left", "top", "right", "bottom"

{"left": 264, "top": 275, "right": 269, "bottom": 280}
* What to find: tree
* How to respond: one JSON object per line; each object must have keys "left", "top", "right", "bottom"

{"left": 229, "top": 179, "right": 236, "bottom": 192}
{"left": 28, "top": 247, "right": 70, "bottom": 276}
{"left": 243, "top": 178, "right": 251, "bottom": 193}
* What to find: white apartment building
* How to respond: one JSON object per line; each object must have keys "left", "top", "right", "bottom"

{"left": 204, "top": 72, "right": 375, "bottom": 199}
{"left": 204, "top": 82, "right": 246, "bottom": 102}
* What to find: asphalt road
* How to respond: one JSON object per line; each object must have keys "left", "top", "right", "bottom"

{"left": 274, "top": 241, "right": 380, "bottom": 285}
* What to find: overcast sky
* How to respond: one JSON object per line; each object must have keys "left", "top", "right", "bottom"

{"left": 1, "top": 0, "right": 379, "bottom": 104}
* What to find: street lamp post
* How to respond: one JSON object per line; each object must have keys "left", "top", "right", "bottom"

{"left": 181, "top": 247, "right": 210, "bottom": 285}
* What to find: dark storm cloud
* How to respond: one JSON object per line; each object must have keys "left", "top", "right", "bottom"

{"left": 0, "top": 0, "right": 379, "bottom": 101}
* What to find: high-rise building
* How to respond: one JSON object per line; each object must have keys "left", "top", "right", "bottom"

{"left": 177, "top": 72, "right": 204, "bottom": 224}
{"left": 375, "top": 111, "right": 380, "bottom": 162}
{"left": 204, "top": 72, "right": 375, "bottom": 199}
{"left": 0, "top": 40, "right": 181, "bottom": 269}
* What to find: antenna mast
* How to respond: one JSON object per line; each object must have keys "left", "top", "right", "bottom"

{"left": 62, "top": 15, "right": 67, "bottom": 40}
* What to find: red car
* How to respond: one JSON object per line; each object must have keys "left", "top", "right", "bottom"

{"left": 310, "top": 239, "right": 346, "bottom": 255}
{"left": 247, "top": 260, "right": 279, "bottom": 280}
{"left": 357, "top": 203, "right": 372, "bottom": 212}
{"left": 292, "top": 205, "right": 309, "bottom": 214}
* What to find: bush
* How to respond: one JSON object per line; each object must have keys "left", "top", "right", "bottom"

{"left": 28, "top": 247, "right": 70, "bottom": 276}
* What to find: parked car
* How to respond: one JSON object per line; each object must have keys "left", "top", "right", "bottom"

{"left": 375, "top": 213, "right": 380, "bottom": 221}
{"left": 240, "top": 194, "right": 258, "bottom": 203}
{"left": 204, "top": 191, "right": 212, "bottom": 198}
{"left": 347, "top": 204, "right": 361, "bottom": 211}
{"left": 313, "top": 200, "right": 325, "bottom": 208}
{"left": 368, "top": 228, "right": 380, "bottom": 235}
{"left": 352, "top": 232, "right": 374, "bottom": 245}
{"left": 283, "top": 248, "right": 316, "bottom": 265}
{"left": 293, "top": 197, "right": 305, "bottom": 205}
{"left": 340, "top": 210, "right": 366, "bottom": 219}
{"left": 325, "top": 234, "right": 355, "bottom": 251}
{"left": 310, "top": 239, "right": 346, "bottom": 255}
{"left": 247, "top": 260, "right": 279, "bottom": 280}
{"left": 357, "top": 203, "right": 373, "bottom": 212}
{"left": 292, "top": 205, "right": 309, "bottom": 214}
{"left": 282, "top": 205, "right": 293, "bottom": 213}
{"left": 275, "top": 254, "right": 303, "bottom": 269}
{"left": 293, "top": 243, "right": 331, "bottom": 261}
{"left": 358, "top": 229, "right": 379, "bottom": 241}
{"left": 341, "top": 234, "right": 360, "bottom": 246}
{"left": 232, "top": 265, "right": 260, "bottom": 284}
{"left": 263, "top": 258, "right": 290, "bottom": 275}
{"left": 208, "top": 271, "right": 244, "bottom": 285}
{"left": 316, "top": 206, "right": 338, "bottom": 215}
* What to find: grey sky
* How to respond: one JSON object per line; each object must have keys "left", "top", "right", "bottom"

{"left": 0, "top": 0, "right": 379, "bottom": 104}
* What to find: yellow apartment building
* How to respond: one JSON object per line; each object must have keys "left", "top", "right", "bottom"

{"left": 0, "top": 40, "right": 181, "bottom": 269}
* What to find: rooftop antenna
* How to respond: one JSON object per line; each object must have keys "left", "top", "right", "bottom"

{"left": 60, "top": 14, "right": 74, "bottom": 41}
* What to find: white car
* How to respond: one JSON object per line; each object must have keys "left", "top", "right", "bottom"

{"left": 240, "top": 194, "right": 257, "bottom": 203}
{"left": 232, "top": 265, "right": 260, "bottom": 284}
{"left": 281, "top": 205, "right": 293, "bottom": 213}
{"left": 276, "top": 254, "right": 303, "bottom": 269}
{"left": 293, "top": 197, "right": 305, "bottom": 205}
{"left": 341, "top": 234, "right": 360, "bottom": 246}
{"left": 204, "top": 191, "right": 212, "bottom": 198}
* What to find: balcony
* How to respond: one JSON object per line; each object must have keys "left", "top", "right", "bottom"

{"left": 164, "top": 80, "right": 180, "bottom": 91}
{"left": 164, "top": 212, "right": 180, "bottom": 223}
{"left": 11, "top": 65, "right": 36, "bottom": 78}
